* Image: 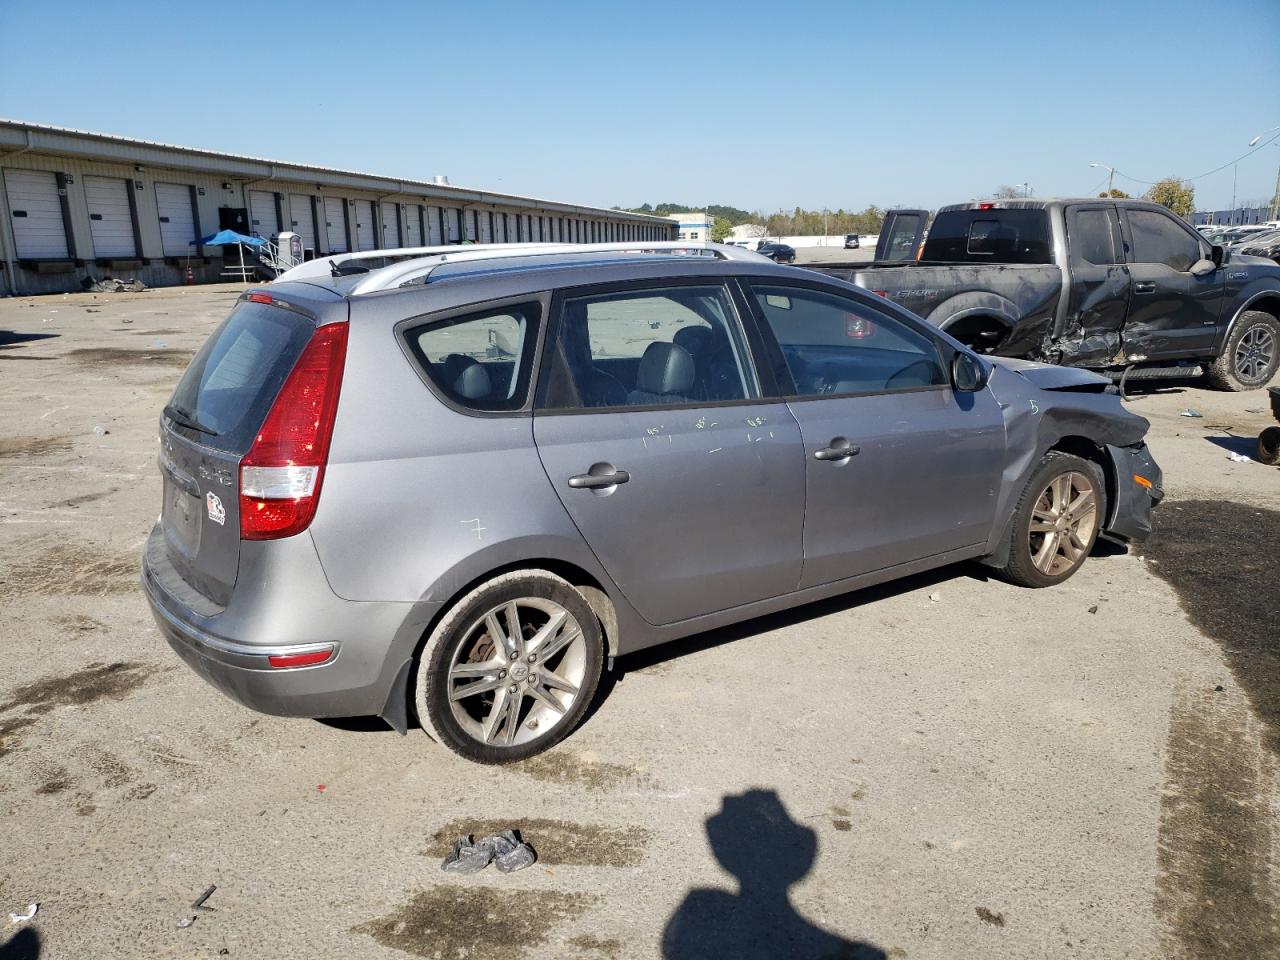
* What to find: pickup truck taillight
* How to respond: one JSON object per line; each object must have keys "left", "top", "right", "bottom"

{"left": 240, "top": 322, "right": 349, "bottom": 541}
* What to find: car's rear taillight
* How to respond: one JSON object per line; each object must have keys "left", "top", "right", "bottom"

{"left": 240, "top": 322, "right": 349, "bottom": 541}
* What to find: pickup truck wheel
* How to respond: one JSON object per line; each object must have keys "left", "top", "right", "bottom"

{"left": 997, "top": 452, "right": 1106, "bottom": 588}
{"left": 1207, "top": 311, "right": 1279, "bottom": 391}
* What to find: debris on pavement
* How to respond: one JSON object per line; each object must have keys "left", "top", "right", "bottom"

{"left": 1088, "top": 605, "right": 1099, "bottom": 614}
{"left": 81, "top": 276, "right": 146, "bottom": 293}
{"left": 1179, "top": 409, "right": 1203, "bottom": 418}
{"left": 928, "top": 592, "right": 941, "bottom": 602}
{"left": 490, "top": 829, "right": 537, "bottom": 873}
{"left": 8, "top": 903, "right": 38, "bottom": 924}
{"left": 191, "top": 885, "right": 217, "bottom": 912}
{"left": 440, "top": 830, "right": 537, "bottom": 874}
{"left": 1227, "top": 453, "right": 1253, "bottom": 463}
{"left": 441, "top": 836, "right": 494, "bottom": 874}
{"left": 92, "top": 425, "right": 109, "bottom": 437}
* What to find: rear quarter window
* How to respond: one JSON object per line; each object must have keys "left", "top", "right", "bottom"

{"left": 403, "top": 302, "right": 541, "bottom": 412}
{"left": 168, "top": 302, "right": 315, "bottom": 452}
{"left": 922, "top": 209, "right": 1052, "bottom": 264}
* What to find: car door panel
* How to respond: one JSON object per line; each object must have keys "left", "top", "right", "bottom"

{"left": 534, "top": 406, "right": 804, "bottom": 624}
{"left": 1120, "top": 207, "right": 1225, "bottom": 359}
{"left": 532, "top": 279, "right": 805, "bottom": 626}
{"left": 746, "top": 280, "right": 1007, "bottom": 588}
{"left": 1062, "top": 204, "right": 1131, "bottom": 365}
{"left": 789, "top": 388, "right": 1005, "bottom": 588}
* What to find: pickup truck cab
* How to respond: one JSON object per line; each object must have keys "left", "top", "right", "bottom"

{"left": 808, "top": 199, "right": 1280, "bottom": 390}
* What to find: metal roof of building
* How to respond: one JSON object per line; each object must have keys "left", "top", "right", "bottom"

{"left": 0, "top": 117, "right": 669, "bottom": 222}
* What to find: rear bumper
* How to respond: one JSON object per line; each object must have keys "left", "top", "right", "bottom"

{"left": 1103, "top": 442, "right": 1164, "bottom": 543}
{"left": 141, "top": 523, "right": 438, "bottom": 719}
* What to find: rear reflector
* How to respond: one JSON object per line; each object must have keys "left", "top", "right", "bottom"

{"left": 240, "top": 322, "right": 349, "bottom": 540}
{"left": 267, "top": 647, "right": 334, "bottom": 669}
{"left": 1133, "top": 474, "right": 1153, "bottom": 489}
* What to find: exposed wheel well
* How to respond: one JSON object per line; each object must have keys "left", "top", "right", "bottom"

{"left": 1047, "top": 436, "right": 1114, "bottom": 517}
{"left": 942, "top": 314, "right": 1009, "bottom": 352}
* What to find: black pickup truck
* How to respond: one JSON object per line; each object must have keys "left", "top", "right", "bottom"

{"left": 805, "top": 199, "right": 1280, "bottom": 390}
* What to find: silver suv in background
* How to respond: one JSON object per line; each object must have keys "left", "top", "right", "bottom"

{"left": 143, "top": 243, "right": 1162, "bottom": 763}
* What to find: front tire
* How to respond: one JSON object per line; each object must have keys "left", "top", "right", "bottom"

{"left": 1207, "top": 311, "right": 1279, "bottom": 391}
{"left": 997, "top": 452, "right": 1106, "bottom": 588}
{"left": 414, "top": 570, "right": 604, "bottom": 764}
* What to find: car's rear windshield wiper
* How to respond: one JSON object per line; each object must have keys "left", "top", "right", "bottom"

{"left": 164, "top": 404, "right": 220, "bottom": 436}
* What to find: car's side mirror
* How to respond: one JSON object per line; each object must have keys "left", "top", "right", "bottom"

{"left": 1189, "top": 258, "right": 1217, "bottom": 277}
{"left": 1211, "top": 244, "right": 1224, "bottom": 266}
{"left": 952, "top": 352, "right": 988, "bottom": 392}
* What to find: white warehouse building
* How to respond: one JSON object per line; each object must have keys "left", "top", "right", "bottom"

{"left": 0, "top": 119, "right": 676, "bottom": 295}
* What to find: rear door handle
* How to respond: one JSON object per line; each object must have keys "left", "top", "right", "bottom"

{"left": 814, "top": 439, "right": 860, "bottom": 461}
{"left": 1134, "top": 281, "right": 1156, "bottom": 294}
{"left": 568, "top": 469, "right": 630, "bottom": 489}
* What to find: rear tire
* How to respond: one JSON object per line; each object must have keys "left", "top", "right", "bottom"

{"left": 414, "top": 570, "right": 604, "bottom": 764}
{"left": 1206, "top": 311, "right": 1279, "bottom": 391}
{"left": 997, "top": 452, "right": 1106, "bottom": 588}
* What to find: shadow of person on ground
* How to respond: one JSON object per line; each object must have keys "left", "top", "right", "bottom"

{"left": 0, "top": 927, "right": 41, "bottom": 960}
{"left": 662, "top": 790, "right": 886, "bottom": 960}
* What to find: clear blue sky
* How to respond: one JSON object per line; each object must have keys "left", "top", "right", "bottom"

{"left": 2, "top": 0, "right": 1277, "bottom": 214}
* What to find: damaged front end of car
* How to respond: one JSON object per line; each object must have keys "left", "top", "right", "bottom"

{"left": 980, "top": 358, "right": 1164, "bottom": 567}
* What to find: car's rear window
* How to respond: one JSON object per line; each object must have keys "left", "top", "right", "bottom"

{"left": 922, "top": 209, "right": 1052, "bottom": 264}
{"left": 167, "top": 302, "right": 315, "bottom": 452}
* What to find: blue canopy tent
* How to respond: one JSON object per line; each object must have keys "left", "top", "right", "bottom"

{"left": 192, "top": 230, "right": 266, "bottom": 247}
{"left": 192, "top": 230, "right": 267, "bottom": 282}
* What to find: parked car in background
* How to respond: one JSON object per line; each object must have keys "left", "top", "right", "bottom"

{"left": 142, "top": 243, "right": 1162, "bottom": 763}
{"left": 844, "top": 234, "right": 861, "bottom": 249}
{"left": 758, "top": 242, "right": 796, "bottom": 263}
{"left": 1235, "top": 228, "right": 1280, "bottom": 264}
{"left": 804, "top": 199, "right": 1280, "bottom": 391}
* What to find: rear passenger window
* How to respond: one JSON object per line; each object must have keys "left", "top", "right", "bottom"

{"left": 404, "top": 303, "right": 540, "bottom": 412}
{"left": 541, "top": 285, "right": 758, "bottom": 409}
{"left": 1069, "top": 208, "right": 1119, "bottom": 265}
{"left": 751, "top": 284, "right": 947, "bottom": 396}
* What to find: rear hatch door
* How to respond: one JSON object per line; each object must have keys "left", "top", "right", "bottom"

{"left": 159, "top": 298, "right": 321, "bottom": 606}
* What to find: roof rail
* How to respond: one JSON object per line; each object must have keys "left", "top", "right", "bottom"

{"left": 344, "top": 241, "right": 770, "bottom": 295}
{"left": 273, "top": 242, "right": 574, "bottom": 284}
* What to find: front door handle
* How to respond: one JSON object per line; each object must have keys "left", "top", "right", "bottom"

{"left": 1134, "top": 281, "right": 1156, "bottom": 294}
{"left": 814, "top": 438, "right": 860, "bottom": 461}
{"left": 568, "top": 469, "right": 630, "bottom": 489}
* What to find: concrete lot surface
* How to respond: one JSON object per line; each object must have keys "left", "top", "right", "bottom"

{"left": 0, "top": 285, "right": 1276, "bottom": 959}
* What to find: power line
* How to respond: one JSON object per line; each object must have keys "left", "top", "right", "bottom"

{"left": 1110, "top": 131, "right": 1280, "bottom": 187}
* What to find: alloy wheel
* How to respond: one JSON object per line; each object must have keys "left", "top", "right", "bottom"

{"left": 446, "top": 597, "right": 587, "bottom": 748}
{"left": 1234, "top": 323, "right": 1276, "bottom": 384}
{"left": 1028, "top": 472, "right": 1098, "bottom": 576}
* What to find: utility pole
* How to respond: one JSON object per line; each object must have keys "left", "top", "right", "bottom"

{"left": 1248, "top": 127, "right": 1280, "bottom": 221}
{"left": 1090, "top": 162, "right": 1116, "bottom": 196}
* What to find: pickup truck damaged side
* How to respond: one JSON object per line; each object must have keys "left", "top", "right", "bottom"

{"left": 806, "top": 199, "right": 1280, "bottom": 390}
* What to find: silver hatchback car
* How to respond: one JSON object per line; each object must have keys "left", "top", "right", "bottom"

{"left": 143, "top": 244, "right": 1162, "bottom": 763}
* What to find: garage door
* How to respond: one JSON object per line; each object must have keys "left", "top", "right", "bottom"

{"left": 404, "top": 204, "right": 422, "bottom": 247}
{"left": 380, "top": 201, "right": 401, "bottom": 248}
{"left": 323, "top": 197, "right": 348, "bottom": 253}
{"left": 4, "top": 169, "right": 68, "bottom": 259}
{"left": 425, "top": 207, "right": 441, "bottom": 245}
{"left": 355, "top": 201, "right": 376, "bottom": 251}
{"left": 249, "top": 190, "right": 279, "bottom": 240}
{"left": 84, "top": 176, "right": 136, "bottom": 258}
{"left": 289, "top": 194, "right": 317, "bottom": 253}
{"left": 155, "top": 182, "right": 197, "bottom": 257}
